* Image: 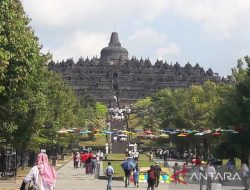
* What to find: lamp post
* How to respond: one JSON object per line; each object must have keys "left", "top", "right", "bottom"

{"left": 124, "top": 107, "right": 131, "bottom": 143}
{"left": 107, "top": 121, "right": 112, "bottom": 154}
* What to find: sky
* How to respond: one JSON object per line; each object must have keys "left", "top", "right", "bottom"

{"left": 22, "top": 0, "right": 250, "bottom": 76}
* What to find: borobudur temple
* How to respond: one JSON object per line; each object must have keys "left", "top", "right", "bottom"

{"left": 48, "top": 32, "right": 220, "bottom": 106}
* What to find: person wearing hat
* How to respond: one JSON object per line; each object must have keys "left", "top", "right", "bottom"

{"left": 154, "top": 162, "right": 162, "bottom": 188}
{"left": 199, "top": 161, "right": 206, "bottom": 190}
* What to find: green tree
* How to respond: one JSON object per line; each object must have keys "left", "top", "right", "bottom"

{"left": 134, "top": 97, "right": 159, "bottom": 131}
{"left": 216, "top": 56, "right": 250, "bottom": 163}
{"left": 0, "top": 0, "right": 49, "bottom": 145}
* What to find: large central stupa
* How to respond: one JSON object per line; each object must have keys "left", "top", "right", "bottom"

{"left": 100, "top": 32, "right": 128, "bottom": 61}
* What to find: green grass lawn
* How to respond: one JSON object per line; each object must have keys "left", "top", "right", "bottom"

{"left": 79, "top": 136, "right": 107, "bottom": 147}
{"left": 103, "top": 154, "right": 161, "bottom": 177}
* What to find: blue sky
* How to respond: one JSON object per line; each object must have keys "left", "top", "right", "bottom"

{"left": 22, "top": 0, "right": 250, "bottom": 76}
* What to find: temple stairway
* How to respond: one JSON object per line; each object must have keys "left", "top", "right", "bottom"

{"left": 111, "top": 119, "right": 128, "bottom": 154}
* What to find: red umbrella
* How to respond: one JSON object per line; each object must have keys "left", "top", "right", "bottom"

{"left": 144, "top": 130, "right": 153, "bottom": 135}
{"left": 212, "top": 132, "right": 221, "bottom": 136}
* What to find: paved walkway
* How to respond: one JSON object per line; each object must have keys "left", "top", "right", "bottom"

{"left": 55, "top": 160, "right": 244, "bottom": 190}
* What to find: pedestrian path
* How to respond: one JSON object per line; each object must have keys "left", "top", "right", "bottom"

{"left": 55, "top": 160, "right": 243, "bottom": 190}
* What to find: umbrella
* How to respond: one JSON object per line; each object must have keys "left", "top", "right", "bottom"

{"left": 79, "top": 130, "right": 91, "bottom": 134}
{"left": 212, "top": 132, "right": 221, "bottom": 136}
{"left": 57, "top": 129, "right": 68, "bottom": 134}
{"left": 121, "top": 159, "right": 136, "bottom": 170}
{"left": 159, "top": 134, "right": 169, "bottom": 138}
{"left": 119, "top": 134, "right": 127, "bottom": 137}
{"left": 178, "top": 133, "right": 188, "bottom": 137}
{"left": 144, "top": 130, "right": 153, "bottom": 135}
{"left": 104, "top": 131, "right": 115, "bottom": 134}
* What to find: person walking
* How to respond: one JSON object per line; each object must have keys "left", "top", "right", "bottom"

{"left": 74, "top": 152, "right": 80, "bottom": 169}
{"left": 147, "top": 165, "right": 157, "bottom": 190}
{"left": 241, "top": 163, "right": 249, "bottom": 190}
{"left": 133, "top": 164, "right": 139, "bottom": 188}
{"left": 105, "top": 161, "right": 114, "bottom": 190}
{"left": 172, "top": 162, "right": 180, "bottom": 184}
{"left": 73, "top": 152, "right": 77, "bottom": 169}
{"left": 163, "top": 158, "right": 169, "bottom": 168}
{"left": 91, "top": 156, "right": 97, "bottom": 174}
{"left": 21, "top": 152, "right": 57, "bottom": 190}
{"left": 182, "top": 163, "right": 187, "bottom": 180}
{"left": 124, "top": 168, "right": 132, "bottom": 187}
{"left": 154, "top": 162, "right": 162, "bottom": 188}
{"left": 199, "top": 161, "right": 206, "bottom": 190}
{"left": 206, "top": 162, "right": 216, "bottom": 190}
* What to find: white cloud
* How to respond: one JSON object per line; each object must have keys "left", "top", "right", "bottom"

{"left": 156, "top": 43, "right": 180, "bottom": 58}
{"left": 49, "top": 31, "right": 107, "bottom": 61}
{"left": 125, "top": 27, "right": 180, "bottom": 61}
{"left": 22, "top": 0, "right": 170, "bottom": 28}
{"left": 126, "top": 27, "right": 168, "bottom": 46}
{"left": 170, "top": 0, "right": 250, "bottom": 38}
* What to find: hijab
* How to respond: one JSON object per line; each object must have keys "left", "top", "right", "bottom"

{"left": 36, "top": 153, "right": 57, "bottom": 186}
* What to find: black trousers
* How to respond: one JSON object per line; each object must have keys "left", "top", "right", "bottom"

{"left": 155, "top": 175, "right": 160, "bottom": 187}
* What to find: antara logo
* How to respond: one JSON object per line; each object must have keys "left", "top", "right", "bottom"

{"left": 171, "top": 169, "right": 241, "bottom": 184}
{"left": 190, "top": 172, "right": 241, "bottom": 181}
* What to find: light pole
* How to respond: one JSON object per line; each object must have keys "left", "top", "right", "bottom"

{"left": 107, "top": 121, "right": 112, "bottom": 154}
{"left": 124, "top": 107, "right": 131, "bottom": 143}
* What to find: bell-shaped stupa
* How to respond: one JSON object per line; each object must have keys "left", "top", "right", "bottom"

{"left": 100, "top": 32, "right": 128, "bottom": 61}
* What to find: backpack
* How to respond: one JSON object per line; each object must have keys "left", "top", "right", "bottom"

{"left": 106, "top": 167, "right": 113, "bottom": 176}
{"left": 148, "top": 169, "right": 156, "bottom": 180}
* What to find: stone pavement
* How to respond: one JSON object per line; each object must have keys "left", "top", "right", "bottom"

{"left": 55, "top": 160, "right": 244, "bottom": 190}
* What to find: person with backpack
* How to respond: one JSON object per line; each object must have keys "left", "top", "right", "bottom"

{"left": 147, "top": 165, "right": 157, "bottom": 190}
{"left": 105, "top": 162, "right": 114, "bottom": 190}
{"left": 154, "top": 162, "right": 162, "bottom": 188}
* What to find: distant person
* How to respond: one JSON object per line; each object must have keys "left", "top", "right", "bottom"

{"left": 133, "top": 164, "right": 139, "bottom": 188}
{"left": 241, "top": 163, "right": 249, "bottom": 190}
{"left": 21, "top": 153, "right": 56, "bottom": 190}
{"left": 147, "top": 165, "right": 157, "bottom": 190}
{"left": 100, "top": 151, "right": 104, "bottom": 161}
{"left": 206, "top": 162, "right": 216, "bottom": 190}
{"left": 199, "top": 161, "right": 206, "bottom": 190}
{"left": 154, "top": 162, "right": 162, "bottom": 188}
{"left": 172, "top": 162, "right": 180, "bottom": 184}
{"left": 91, "top": 156, "right": 97, "bottom": 174}
{"left": 124, "top": 168, "right": 132, "bottom": 187}
{"left": 163, "top": 158, "right": 169, "bottom": 168}
{"left": 105, "top": 162, "right": 114, "bottom": 190}
{"left": 182, "top": 163, "right": 187, "bottom": 179}
{"left": 133, "top": 151, "right": 139, "bottom": 161}
{"left": 75, "top": 152, "right": 80, "bottom": 169}
{"left": 226, "top": 159, "right": 234, "bottom": 171}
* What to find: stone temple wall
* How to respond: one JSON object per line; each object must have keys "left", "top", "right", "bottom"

{"left": 48, "top": 57, "right": 220, "bottom": 105}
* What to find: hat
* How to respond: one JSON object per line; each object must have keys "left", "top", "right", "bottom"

{"left": 201, "top": 161, "right": 206, "bottom": 164}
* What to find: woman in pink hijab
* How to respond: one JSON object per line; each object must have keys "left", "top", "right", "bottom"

{"left": 24, "top": 153, "right": 57, "bottom": 190}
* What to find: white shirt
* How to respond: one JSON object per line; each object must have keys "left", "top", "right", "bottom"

{"left": 24, "top": 166, "right": 55, "bottom": 190}
{"left": 206, "top": 165, "right": 216, "bottom": 178}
